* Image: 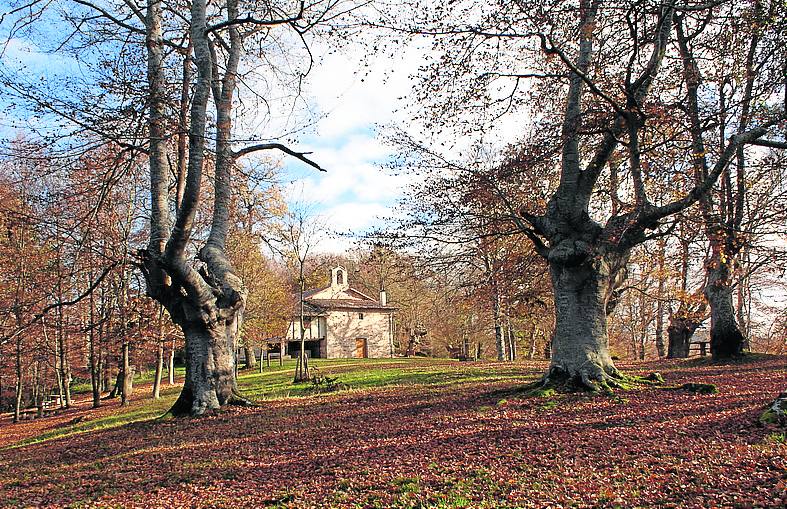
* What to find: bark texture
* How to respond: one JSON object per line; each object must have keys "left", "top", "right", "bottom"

{"left": 169, "top": 322, "right": 243, "bottom": 415}
{"left": 545, "top": 247, "right": 625, "bottom": 388}
{"left": 705, "top": 262, "right": 744, "bottom": 358}
{"left": 666, "top": 315, "right": 701, "bottom": 358}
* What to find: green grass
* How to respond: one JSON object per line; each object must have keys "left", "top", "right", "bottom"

{"left": 237, "top": 358, "right": 528, "bottom": 400}
{"left": 6, "top": 386, "right": 181, "bottom": 449}
{"left": 69, "top": 367, "right": 187, "bottom": 396}
{"left": 3, "top": 358, "right": 533, "bottom": 450}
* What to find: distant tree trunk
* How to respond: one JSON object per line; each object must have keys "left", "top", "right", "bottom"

{"left": 637, "top": 330, "right": 646, "bottom": 361}
{"left": 736, "top": 263, "right": 750, "bottom": 351}
{"left": 121, "top": 340, "right": 132, "bottom": 406}
{"left": 56, "top": 307, "right": 72, "bottom": 408}
{"left": 167, "top": 339, "right": 175, "bottom": 385}
{"left": 88, "top": 284, "right": 101, "bottom": 408}
{"left": 33, "top": 362, "right": 42, "bottom": 418}
{"left": 667, "top": 314, "right": 701, "bottom": 359}
{"left": 492, "top": 292, "right": 504, "bottom": 361}
{"left": 52, "top": 327, "right": 66, "bottom": 409}
{"left": 294, "top": 268, "right": 310, "bottom": 382}
{"left": 655, "top": 305, "right": 666, "bottom": 358}
{"left": 103, "top": 350, "right": 112, "bottom": 393}
{"left": 705, "top": 260, "right": 744, "bottom": 359}
{"left": 88, "top": 323, "right": 101, "bottom": 408}
{"left": 506, "top": 321, "right": 516, "bottom": 361}
{"left": 109, "top": 368, "right": 122, "bottom": 398}
{"left": 153, "top": 341, "right": 164, "bottom": 399}
{"left": 544, "top": 332, "right": 552, "bottom": 360}
{"left": 528, "top": 325, "right": 538, "bottom": 360}
{"left": 153, "top": 307, "right": 164, "bottom": 399}
{"left": 244, "top": 345, "right": 257, "bottom": 369}
{"left": 13, "top": 336, "right": 23, "bottom": 423}
{"left": 655, "top": 240, "right": 667, "bottom": 358}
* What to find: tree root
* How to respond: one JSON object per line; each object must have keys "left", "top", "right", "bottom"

{"left": 167, "top": 387, "right": 195, "bottom": 417}
{"left": 227, "top": 389, "right": 258, "bottom": 408}
{"left": 529, "top": 364, "right": 665, "bottom": 395}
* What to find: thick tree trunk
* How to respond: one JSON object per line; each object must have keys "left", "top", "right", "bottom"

{"left": 546, "top": 256, "right": 622, "bottom": 389}
{"left": 140, "top": 0, "right": 249, "bottom": 416}
{"left": 666, "top": 314, "right": 701, "bottom": 358}
{"left": 705, "top": 262, "right": 744, "bottom": 359}
{"left": 169, "top": 320, "right": 242, "bottom": 416}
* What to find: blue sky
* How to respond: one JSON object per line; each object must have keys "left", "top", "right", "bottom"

{"left": 0, "top": 7, "right": 421, "bottom": 255}
{"left": 276, "top": 44, "right": 424, "bottom": 253}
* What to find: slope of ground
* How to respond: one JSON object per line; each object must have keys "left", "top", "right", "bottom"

{"left": 0, "top": 356, "right": 785, "bottom": 508}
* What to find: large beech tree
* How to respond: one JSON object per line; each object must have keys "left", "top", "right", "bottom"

{"left": 137, "top": 0, "right": 330, "bottom": 415}
{"left": 674, "top": 0, "right": 786, "bottom": 359}
{"left": 382, "top": 0, "right": 786, "bottom": 389}
{"left": 2, "top": 0, "right": 348, "bottom": 415}
{"left": 507, "top": 1, "right": 783, "bottom": 388}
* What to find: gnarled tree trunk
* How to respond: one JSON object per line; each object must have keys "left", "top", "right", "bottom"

{"left": 705, "top": 260, "right": 744, "bottom": 359}
{"left": 546, "top": 250, "right": 623, "bottom": 388}
{"left": 667, "top": 315, "right": 700, "bottom": 358}
{"left": 169, "top": 318, "right": 243, "bottom": 415}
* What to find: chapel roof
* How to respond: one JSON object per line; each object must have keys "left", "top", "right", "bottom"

{"left": 306, "top": 297, "right": 395, "bottom": 312}
{"left": 299, "top": 266, "right": 396, "bottom": 314}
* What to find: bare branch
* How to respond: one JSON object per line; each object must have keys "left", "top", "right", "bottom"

{"left": 0, "top": 262, "right": 118, "bottom": 347}
{"left": 233, "top": 143, "right": 326, "bottom": 171}
{"left": 749, "top": 138, "right": 787, "bottom": 150}
{"left": 205, "top": 1, "right": 305, "bottom": 33}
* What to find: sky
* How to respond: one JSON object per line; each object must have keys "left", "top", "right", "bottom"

{"left": 275, "top": 43, "right": 425, "bottom": 254}
{"left": 0, "top": 5, "right": 424, "bottom": 255}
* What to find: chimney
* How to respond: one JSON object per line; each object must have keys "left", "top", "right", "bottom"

{"left": 379, "top": 290, "right": 387, "bottom": 306}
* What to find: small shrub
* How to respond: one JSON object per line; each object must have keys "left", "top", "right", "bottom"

{"left": 306, "top": 369, "right": 348, "bottom": 394}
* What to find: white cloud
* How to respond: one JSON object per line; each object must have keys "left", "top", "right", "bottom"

{"left": 291, "top": 134, "right": 407, "bottom": 204}
{"left": 305, "top": 42, "right": 425, "bottom": 141}
{"left": 323, "top": 201, "right": 393, "bottom": 232}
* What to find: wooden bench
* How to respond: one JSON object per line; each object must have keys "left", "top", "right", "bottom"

{"left": 17, "top": 408, "right": 38, "bottom": 420}
{"left": 689, "top": 341, "right": 709, "bottom": 357}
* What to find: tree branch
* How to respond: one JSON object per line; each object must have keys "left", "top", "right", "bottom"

{"left": 642, "top": 120, "right": 785, "bottom": 224}
{"left": 0, "top": 262, "right": 118, "bottom": 347}
{"left": 205, "top": 1, "right": 305, "bottom": 33}
{"left": 233, "top": 143, "right": 325, "bottom": 171}
{"left": 749, "top": 138, "right": 787, "bottom": 150}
